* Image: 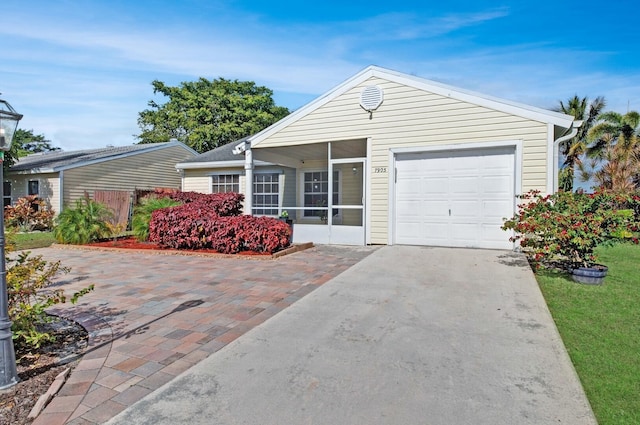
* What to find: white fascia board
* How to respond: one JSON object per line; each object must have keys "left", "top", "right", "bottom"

{"left": 376, "top": 67, "right": 575, "bottom": 128}
{"left": 176, "top": 160, "right": 272, "bottom": 170}
{"left": 8, "top": 168, "right": 56, "bottom": 175}
{"left": 249, "top": 67, "right": 377, "bottom": 147}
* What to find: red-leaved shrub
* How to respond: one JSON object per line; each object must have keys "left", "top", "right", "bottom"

{"left": 149, "top": 204, "right": 291, "bottom": 254}
{"left": 164, "top": 192, "right": 244, "bottom": 216}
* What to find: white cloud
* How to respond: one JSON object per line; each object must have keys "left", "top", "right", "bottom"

{"left": 1, "top": 2, "right": 638, "bottom": 151}
{"left": 343, "top": 8, "right": 510, "bottom": 41}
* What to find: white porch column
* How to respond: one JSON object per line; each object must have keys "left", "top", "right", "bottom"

{"left": 327, "top": 142, "right": 333, "bottom": 226}
{"left": 244, "top": 139, "right": 253, "bottom": 215}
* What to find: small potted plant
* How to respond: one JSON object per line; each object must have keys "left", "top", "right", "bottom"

{"left": 279, "top": 210, "right": 293, "bottom": 226}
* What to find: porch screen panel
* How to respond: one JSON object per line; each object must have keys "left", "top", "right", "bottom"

{"left": 303, "top": 171, "right": 339, "bottom": 217}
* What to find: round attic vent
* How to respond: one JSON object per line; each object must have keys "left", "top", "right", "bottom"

{"left": 360, "top": 85, "right": 384, "bottom": 111}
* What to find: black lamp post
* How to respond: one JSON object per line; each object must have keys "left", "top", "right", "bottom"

{"left": 0, "top": 95, "right": 22, "bottom": 390}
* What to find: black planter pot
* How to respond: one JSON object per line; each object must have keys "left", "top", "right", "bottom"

{"left": 571, "top": 265, "right": 608, "bottom": 285}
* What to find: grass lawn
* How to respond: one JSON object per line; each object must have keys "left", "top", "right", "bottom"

{"left": 536, "top": 243, "right": 640, "bottom": 425}
{"left": 10, "top": 231, "right": 57, "bottom": 250}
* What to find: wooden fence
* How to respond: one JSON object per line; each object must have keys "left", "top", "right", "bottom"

{"left": 94, "top": 190, "right": 132, "bottom": 226}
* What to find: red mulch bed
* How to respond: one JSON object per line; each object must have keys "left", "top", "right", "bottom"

{"left": 85, "top": 236, "right": 271, "bottom": 256}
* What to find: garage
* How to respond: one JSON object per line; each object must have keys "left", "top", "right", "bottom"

{"left": 394, "top": 146, "right": 516, "bottom": 249}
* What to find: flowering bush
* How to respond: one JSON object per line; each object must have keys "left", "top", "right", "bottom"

{"left": 502, "top": 190, "right": 640, "bottom": 269}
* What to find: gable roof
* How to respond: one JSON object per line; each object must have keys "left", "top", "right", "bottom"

{"left": 249, "top": 65, "right": 577, "bottom": 148}
{"left": 10, "top": 141, "right": 197, "bottom": 173}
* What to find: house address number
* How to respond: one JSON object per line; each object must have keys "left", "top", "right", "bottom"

{"left": 373, "top": 167, "right": 387, "bottom": 173}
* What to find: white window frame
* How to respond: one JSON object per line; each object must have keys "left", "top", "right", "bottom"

{"left": 28, "top": 179, "right": 39, "bottom": 196}
{"left": 210, "top": 173, "right": 240, "bottom": 194}
{"left": 253, "top": 172, "right": 280, "bottom": 216}
{"left": 300, "top": 169, "right": 341, "bottom": 220}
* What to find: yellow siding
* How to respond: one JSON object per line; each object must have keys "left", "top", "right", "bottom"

{"left": 182, "top": 170, "right": 212, "bottom": 193}
{"left": 182, "top": 167, "right": 247, "bottom": 194}
{"left": 256, "top": 76, "right": 550, "bottom": 244}
{"left": 6, "top": 173, "right": 61, "bottom": 214}
{"left": 63, "top": 145, "right": 193, "bottom": 206}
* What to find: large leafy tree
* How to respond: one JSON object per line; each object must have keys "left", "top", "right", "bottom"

{"left": 136, "top": 78, "right": 290, "bottom": 153}
{"left": 554, "top": 95, "right": 606, "bottom": 191}
{"left": 3, "top": 129, "right": 60, "bottom": 172}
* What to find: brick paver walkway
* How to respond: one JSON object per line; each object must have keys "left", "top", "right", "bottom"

{"left": 27, "top": 245, "right": 375, "bottom": 425}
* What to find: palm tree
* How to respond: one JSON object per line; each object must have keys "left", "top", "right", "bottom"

{"left": 580, "top": 111, "right": 640, "bottom": 191}
{"left": 554, "top": 95, "right": 606, "bottom": 191}
{"left": 587, "top": 110, "right": 640, "bottom": 159}
{"left": 580, "top": 133, "right": 640, "bottom": 191}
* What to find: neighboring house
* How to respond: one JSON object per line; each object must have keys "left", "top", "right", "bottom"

{"left": 178, "top": 66, "right": 580, "bottom": 249}
{"left": 7, "top": 141, "right": 198, "bottom": 214}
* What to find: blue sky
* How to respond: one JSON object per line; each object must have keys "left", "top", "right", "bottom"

{"left": 2, "top": 0, "right": 638, "bottom": 151}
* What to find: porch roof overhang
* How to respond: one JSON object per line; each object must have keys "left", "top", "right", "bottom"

{"left": 176, "top": 159, "right": 272, "bottom": 170}
{"left": 250, "top": 139, "right": 367, "bottom": 168}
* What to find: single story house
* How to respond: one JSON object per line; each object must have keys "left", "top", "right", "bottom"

{"left": 177, "top": 66, "right": 580, "bottom": 249}
{"left": 7, "top": 141, "right": 198, "bottom": 214}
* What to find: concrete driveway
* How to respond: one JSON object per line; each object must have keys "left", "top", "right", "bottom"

{"left": 106, "top": 246, "right": 596, "bottom": 425}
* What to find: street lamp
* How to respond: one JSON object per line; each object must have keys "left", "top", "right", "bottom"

{"left": 0, "top": 95, "right": 23, "bottom": 390}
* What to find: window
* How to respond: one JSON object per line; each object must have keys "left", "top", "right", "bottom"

{"left": 28, "top": 180, "right": 39, "bottom": 196}
{"left": 253, "top": 173, "right": 279, "bottom": 216}
{"left": 303, "top": 171, "right": 339, "bottom": 218}
{"left": 211, "top": 174, "right": 239, "bottom": 193}
{"left": 3, "top": 182, "right": 11, "bottom": 208}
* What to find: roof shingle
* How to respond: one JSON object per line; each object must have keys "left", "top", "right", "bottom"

{"left": 178, "top": 138, "right": 247, "bottom": 164}
{"left": 10, "top": 142, "right": 188, "bottom": 172}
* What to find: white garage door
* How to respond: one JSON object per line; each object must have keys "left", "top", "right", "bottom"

{"left": 395, "top": 147, "right": 515, "bottom": 249}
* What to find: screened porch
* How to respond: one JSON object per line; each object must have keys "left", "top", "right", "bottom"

{"left": 249, "top": 139, "right": 367, "bottom": 245}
